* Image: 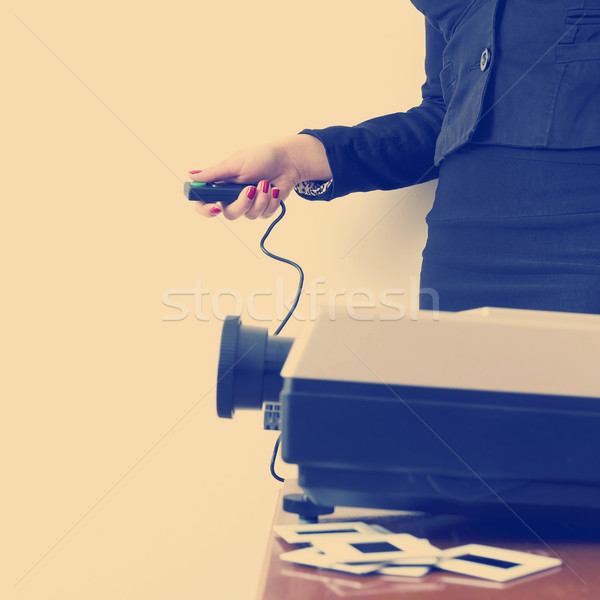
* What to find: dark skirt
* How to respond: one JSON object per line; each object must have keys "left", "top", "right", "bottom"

{"left": 419, "top": 144, "right": 600, "bottom": 314}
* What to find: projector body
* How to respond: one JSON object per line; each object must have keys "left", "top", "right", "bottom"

{"left": 275, "top": 307, "right": 600, "bottom": 515}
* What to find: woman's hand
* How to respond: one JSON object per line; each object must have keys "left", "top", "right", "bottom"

{"left": 189, "top": 134, "right": 332, "bottom": 220}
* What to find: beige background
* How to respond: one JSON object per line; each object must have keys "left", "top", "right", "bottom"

{"left": 2, "top": 1, "right": 433, "bottom": 598}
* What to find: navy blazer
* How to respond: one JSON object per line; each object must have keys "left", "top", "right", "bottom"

{"left": 300, "top": 0, "right": 600, "bottom": 200}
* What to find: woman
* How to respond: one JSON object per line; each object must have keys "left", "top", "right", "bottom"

{"left": 190, "top": 0, "right": 600, "bottom": 314}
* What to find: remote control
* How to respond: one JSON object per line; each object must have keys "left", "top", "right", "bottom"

{"left": 184, "top": 181, "right": 258, "bottom": 205}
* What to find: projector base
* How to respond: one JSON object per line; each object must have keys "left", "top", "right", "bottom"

{"left": 282, "top": 493, "right": 334, "bottom": 524}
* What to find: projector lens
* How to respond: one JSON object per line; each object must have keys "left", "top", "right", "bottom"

{"left": 216, "top": 316, "right": 294, "bottom": 418}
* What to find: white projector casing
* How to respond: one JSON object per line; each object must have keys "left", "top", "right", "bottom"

{"left": 278, "top": 306, "right": 600, "bottom": 514}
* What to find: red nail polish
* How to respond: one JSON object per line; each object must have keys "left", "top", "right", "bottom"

{"left": 210, "top": 206, "right": 221, "bottom": 215}
{"left": 247, "top": 186, "right": 257, "bottom": 200}
{"left": 189, "top": 169, "right": 202, "bottom": 174}
{"left": 261, "top": 180, "right": 269, "bottom": 194}
{"left": 272, "top": 188, "right": 280, "bottom": 199}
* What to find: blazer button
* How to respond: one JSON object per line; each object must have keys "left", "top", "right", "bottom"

{"left": 480, "top": 48, "right": 491, "bottom": 71}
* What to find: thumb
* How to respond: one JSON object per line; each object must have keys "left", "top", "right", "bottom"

{"left": 188, "top": 160, "right": 239, "bottom": 184}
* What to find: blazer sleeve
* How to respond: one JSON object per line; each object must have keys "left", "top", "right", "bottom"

{"left": 297, "top": 20, "right": 447, "bottom": 201}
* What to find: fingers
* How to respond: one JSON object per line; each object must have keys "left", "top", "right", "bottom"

{"left": 222, "top": 181, "right": 281, "bottom": 220}
{"left": 220, "top": 186, "right": 257, "bottom": 220}
{"left": 192, "top": 180, "right": 282, "bottom": 220}
{"left": 194, "top": 201, "right": 223, "bottom": 218}
{"left": 243, "top": 180, "right": 279, "bottom": 220}
{"left": 261, "top": 187, "right": 281, "bottom": 219}
{"left": 192, "top": 185, "right": 259, "bottom": 220}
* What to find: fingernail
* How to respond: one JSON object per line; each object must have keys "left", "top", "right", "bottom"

{"left": 189, "top": 169, "right": 202, "bottom": 174}
{"left": 272, "top": 188, "right": 280, "bottom": 199}
{"left": 247, "top": 186, "right": 257, "bottom": 200}
{"left": 261, "top": 180, "right": 270, "bottom": 194}
{"left": 210, "top": 206, "right": 221, "bottom": 215}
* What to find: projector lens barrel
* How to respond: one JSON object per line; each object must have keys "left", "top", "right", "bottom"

{"left": 216, "top": 316, "right": 294, "bottom": 418}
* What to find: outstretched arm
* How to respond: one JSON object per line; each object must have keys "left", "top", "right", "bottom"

{"left": 190, "top": 20, "right": 446, "bottom": 219}
{"left": 297, "top": 20, "right": 446, "bottom": 200}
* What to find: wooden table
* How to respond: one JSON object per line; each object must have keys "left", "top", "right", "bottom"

{"left": 257, "top": 481, "right": 600, "bottom": 599}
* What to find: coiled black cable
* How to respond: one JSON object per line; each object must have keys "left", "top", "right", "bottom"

{"left": 259, "top": 200, "right": 304, "bottom": 483}
{"left": 259, "top": 200, "right": 304, "bottom": 337}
